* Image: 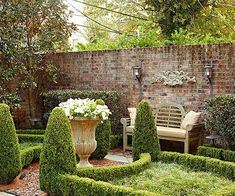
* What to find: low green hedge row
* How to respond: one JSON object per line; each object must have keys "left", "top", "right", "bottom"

{"left": 20, "top": 146, "right": 42, "bottom": 168}
{"left": 159, "top": 152, "right": 235, "bottom": 180}
{"left": 212, "top": 183, "right": 235, "bottom": 196}
{"left": 56, "top": 174, "right": 157, "bottom": 196}
{"left": 76, "top": 153, "right": 151, "bottom": 181}
{"left": 197, "top": 146, "right": 235, "bottom": 163}
{"left": 17, "top": 129, "right": 45, "bottom": 135}
{"left": 17, "top": 134, "right": 45, "bottom": 143}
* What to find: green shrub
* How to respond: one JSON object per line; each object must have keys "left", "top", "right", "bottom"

{"left": 43, "top": 90, "right": 125, "bottom": 133}
{"left": 110, "top": 134, "right": 122, "bottom": 149}
{"left": 205, "top": 95, "right": 235, "bottom": 150}
{"left": 76, "top": 153, "right": 151, "bottom": 181}
{"left": 57, "top": 174, "right": 157, "bottom": 196}
{"left": 197, "top": 146, "right": 223, "bottom": 160}
{"left": 0, "top": 104, "right": 21, "bottom": 184}
{"left": 16, "top": 129, "right": 45, "bottom": 135}
{"left": 133, "top": 100, "right": 160, "bottom": 161}
{"left": 39, "top": 107, "right": 77, "bottom": 194}
{"left": 90, "top": 119, "right": 111, "bottom": 159}
{"left": 20, "top": 146, "right": 42, "bottom": 168}
{"left": 17, "top": 134, "right": 45, "bottom": 143}
{"left": 197, "top": 146, "right": 235, "bottom": 162}
{"left": 159, "top": 152, "right": 235, "bottom": 180}
{"left": 212, "top": 183, "right": 235, "bottom": 196}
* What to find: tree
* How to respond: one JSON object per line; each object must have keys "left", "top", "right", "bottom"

{"left": 0, "top": 0, "right": 75, "bottom": 120}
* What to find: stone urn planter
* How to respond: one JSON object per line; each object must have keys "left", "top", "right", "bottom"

{"left": 70, "top": 118, "right": 100, "bottom": 167}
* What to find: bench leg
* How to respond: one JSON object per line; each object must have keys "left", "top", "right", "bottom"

{"left": 123, "top": 132, "right": 126, "bottom": 152}
{"left": 184, "top": 141, "right": 189, "bottom": 153}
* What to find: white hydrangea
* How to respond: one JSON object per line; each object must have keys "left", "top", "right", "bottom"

{"left": 59, "top": 98, "right": 111, "bottom": 121}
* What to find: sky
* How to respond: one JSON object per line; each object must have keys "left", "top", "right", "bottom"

{"left": 64, "top": 0, "right": 87, "bottom": 48}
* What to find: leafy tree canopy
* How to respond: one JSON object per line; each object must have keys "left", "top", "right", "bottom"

{"left": 0, "top": 0, "right": 75, "bottom": 110}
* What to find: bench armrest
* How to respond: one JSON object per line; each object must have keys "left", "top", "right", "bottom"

{"left": 120, "top": 118, "right": 131, "bottom": 127}
{"left": 186, "top": 122, "right": 204, "bottom": 132}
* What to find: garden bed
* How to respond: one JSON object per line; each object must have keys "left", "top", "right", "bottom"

{"left": 111, "top": 162, "right": 233, "bottom": 195}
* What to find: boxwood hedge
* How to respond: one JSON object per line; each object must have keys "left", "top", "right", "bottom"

{"left": 159, "top": 151, "right": 235, "bottom": 180}
{"left": 197, "top": 146, "right": 235, "bottom": 163}
{"left": 0, "top": 104, "right": 21, "bottom": 184}
{"left": 20, "top": 146, "right": 42, "bottom": 168}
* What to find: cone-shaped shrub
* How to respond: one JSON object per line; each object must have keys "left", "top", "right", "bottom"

{"left": 40, "top": 107, "right": 76, "bottom": 194}
{"left": 90, "top": 119, "right": 111, "bottom": 159}
{"left": 0, "top": 104, "right": 21, "bottom": 184}
{"left": 133, "top": 100, "right": 160, "bottom": 161}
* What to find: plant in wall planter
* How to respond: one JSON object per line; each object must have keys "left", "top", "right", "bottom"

{"left": 59, "top": 98, "right": 111, "bottom": 167}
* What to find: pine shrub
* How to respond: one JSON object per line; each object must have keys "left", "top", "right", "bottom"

{"left": 0, "top": 104, "right": 21, "bottom": 184}
{"left": 132, "top": 100, "right": 160, "bottom": 161}
{"left": 39, "top": 107, "right": 77, "bottom": 194}
{"left": 90, "top": 119, "right": 111, "bottom": 159}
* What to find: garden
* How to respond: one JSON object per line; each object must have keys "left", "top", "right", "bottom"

{"left": 1, "top": 1, "right": 235, "bottom": 196}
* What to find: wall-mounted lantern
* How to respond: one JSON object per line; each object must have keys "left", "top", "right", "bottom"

{"left": 205, "top": 64, "right": 213, "bottom": 96}
{"left": 132, "top": 64, "right": 142, "bottom": 82}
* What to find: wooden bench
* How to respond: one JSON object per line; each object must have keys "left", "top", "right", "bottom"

{"left": 120, "top": 102, "right": 203, "bottom": 153}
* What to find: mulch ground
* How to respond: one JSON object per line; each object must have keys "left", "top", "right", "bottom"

{"left": 0, "top": 157, "right": 125, "bottom": 196}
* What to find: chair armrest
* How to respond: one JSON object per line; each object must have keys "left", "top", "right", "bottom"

{"left": 120, "top": 118, "right": 131, "bottom": 127}
{"left": 186, "top": 123, "right": 204, "bottom": 132}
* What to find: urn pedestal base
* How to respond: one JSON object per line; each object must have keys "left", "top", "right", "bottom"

{"left": 70, "top": 118, "right": 100, "bottom": 167}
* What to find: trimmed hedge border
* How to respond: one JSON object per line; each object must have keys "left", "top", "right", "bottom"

{"left": 17, "top": 129, "right": 45, "bottom": 135}
{"left": 159, "top": 152, "right": 235, "bottom": 180}
{"left": 17, "top": 134, "right": 45, "bottom": 143}
{"left": 76, "top": 153, "right": 151, "bottom": 181}
{"left": 20, "top": 146, "right": 42, "bottom": 168}
{"left": 57, "top": 174, "right": 158, "bottom": 196}
{"left": 52, "top": 153, "right": 155, "bottom": 196}
{"left": 212, "top": 183, "right": 235, "bottom": 196}
{"left": 197, "top": 146, "right": 235, "bottom": 163}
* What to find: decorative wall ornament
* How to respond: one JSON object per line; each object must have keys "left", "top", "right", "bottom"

{"left": 152, "top": 70, "right": 196, "bottom": 86}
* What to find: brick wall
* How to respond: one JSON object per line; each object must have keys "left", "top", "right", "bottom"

{"left": 16, "top": 43, "right": 235, "bottom": 128}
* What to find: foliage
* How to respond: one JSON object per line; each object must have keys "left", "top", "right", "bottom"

{"left": 213, "top": 183, "right": 235, "bottom": 196}
{"left": 20, "top": 146, "right": 42, "bottom": 168}
{"left": 0, "top": 0, "right": 75, "bottom": 111}
{"left": 76, "top": 153, "right": 151, "bottom": 181}
{"left": 77, "top": 1, "right": 234, "bottom": 51}
{"left": 16, "top": 129, "right": 45, "bottom": 135}
{"left": 147, "top": 0, "right": 208, "bottom": 37}
{"left": 43, "top": 90, "right": 125, "bottom": 133}
{"left": 110, "top": 134, "right": 122, "bottom": 149}
{"left": 19, "top": 142, "right": 42, "bottom": 150}
{"left": 112, "top": 162, "right": 232, "bottom": 195}
{"left": 17, "top": 134, "right": 45, "bottom": 143}
{"left": 205, "top": 95, "right": 235, "bottom": 150}
{"left": 159, "top": 152, "right": 235, "bottom": 180}
{"left": 90, "top": 119, "right": 111, "bottom": 159}
{"left": 57, "top": 174, "right": 156, "bottom": 196}
{"left": 39, "top": 107, "right": 77, "bottom": 194}
{"left": 197, "top": 146, "right": 235, "bottom": 163}
{"left": 0, "top": 104, "right": 21, "bottom": 184}
{"left": 133, "top": 100, "right": 160, "bottom": 161}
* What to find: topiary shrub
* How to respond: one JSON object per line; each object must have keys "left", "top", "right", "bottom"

{"left": 39, "top": 107, "right": 77, "bottom": 194}
{"left": 90, "top": 119, "right": 111, "bottom": 159}
{"left": 132, "top": 100, "right": 160, "bottom": 161}
{"left": 0, "top": 104, "right": 21, "bottom": 184}
{"left": 205, "top": 95, "right": 235, "bottom": 150}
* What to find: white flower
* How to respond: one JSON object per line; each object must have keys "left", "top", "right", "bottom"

{"left": 59, "top": 98, "right": 111, "bottom": 121}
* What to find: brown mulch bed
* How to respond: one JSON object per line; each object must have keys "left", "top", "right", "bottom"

{"left": 0, "top": 158, "right": 125, "bottom": 196}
